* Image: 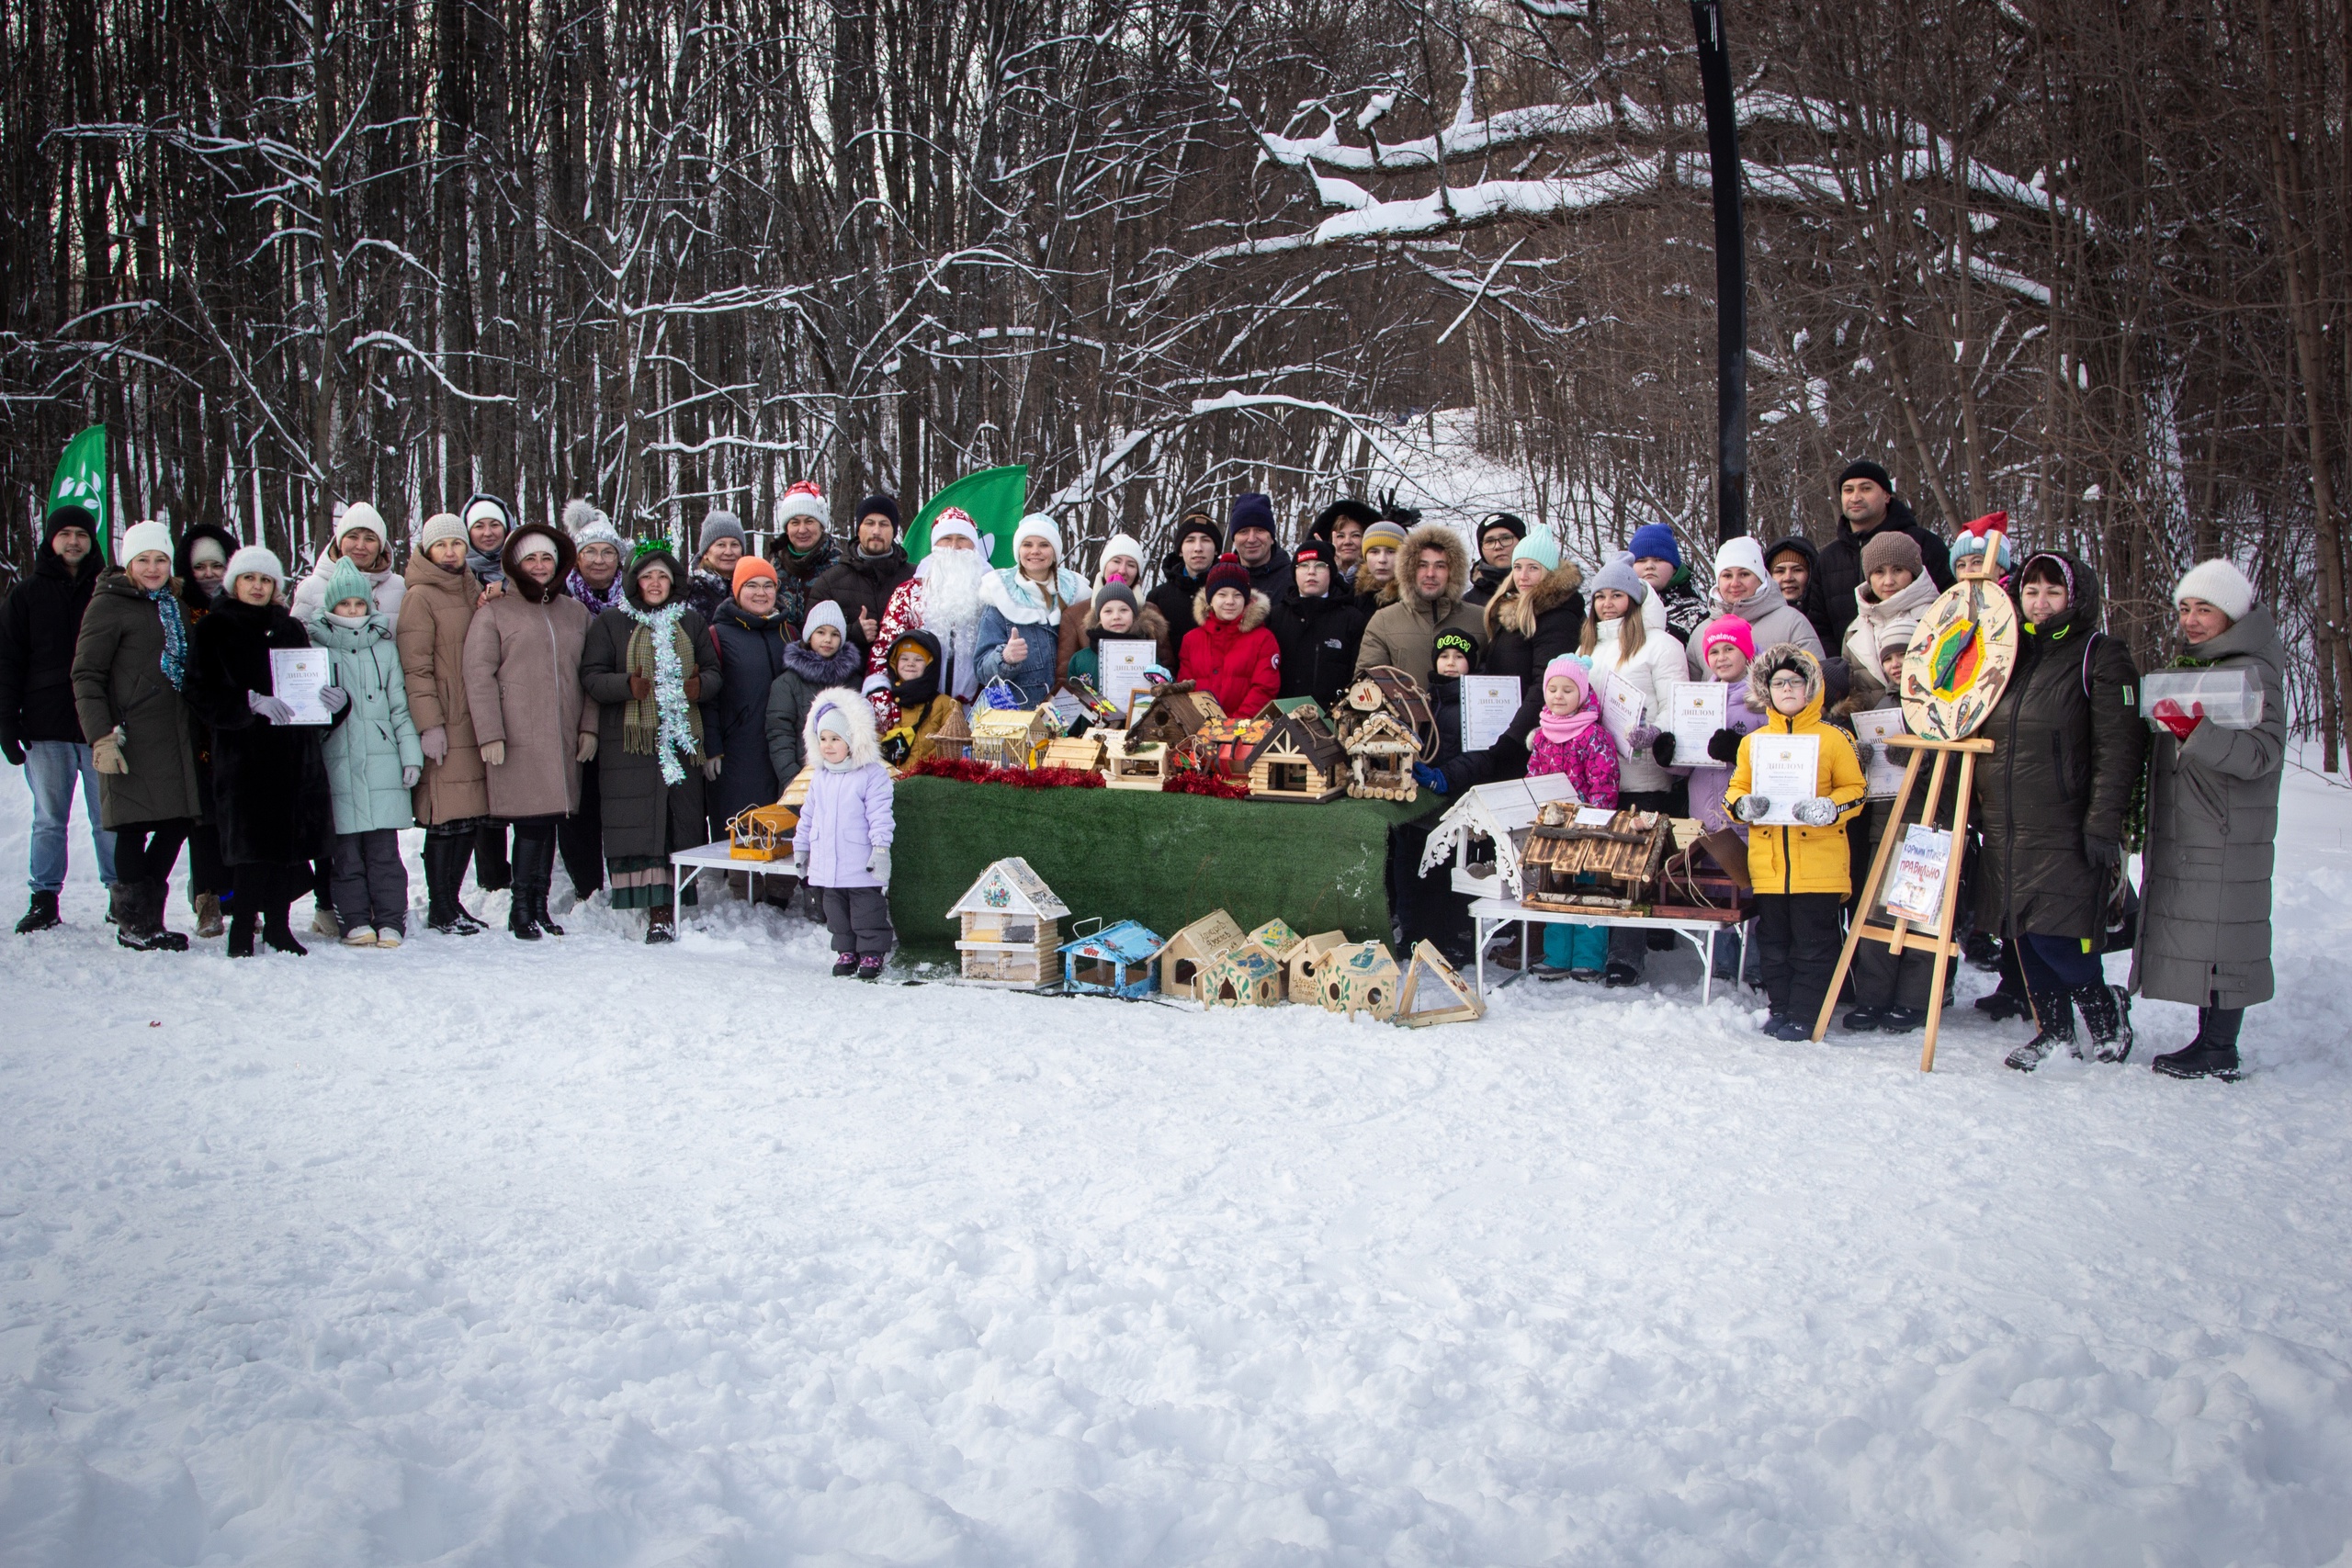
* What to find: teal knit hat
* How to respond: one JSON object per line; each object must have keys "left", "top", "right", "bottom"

{"left": 322, "top": 556, "right": 374, "bottom": 614}
{"left": 1510, "top": 531, "right": 1562, "bottom": 571}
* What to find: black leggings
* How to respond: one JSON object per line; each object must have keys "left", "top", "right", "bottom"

{"left": 114, "top": 819, "right": 192, "bottom": 885}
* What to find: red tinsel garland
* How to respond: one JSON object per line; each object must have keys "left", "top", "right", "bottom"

{"left": 1162, "top": 771, "right": 1250, "bottom": 800}
{"left": 906, "top": 757, "right": 1105, "bottom": 790}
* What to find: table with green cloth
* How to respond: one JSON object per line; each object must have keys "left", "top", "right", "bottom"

{"left": 888, "top": 777, "right": 1444, "bottom": 959}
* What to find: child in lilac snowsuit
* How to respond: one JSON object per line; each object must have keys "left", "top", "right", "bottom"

{"left": 1525, "top": 654, "right": 1620, "bottom": 978}
{"left": 792, "top": 687, "right": 896, "bottom": 978}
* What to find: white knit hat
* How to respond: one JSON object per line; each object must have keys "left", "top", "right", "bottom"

{"left": 2174, "top": 558, "right": 2253, "bottom": 623}
{"left": 334, "top": 501, "right": 388, "bottom": 547}
{"left": 1093, "top": 531, "right": 1148, "bottom": 592}
{"left": 1012, "top": 513, "right": 1062, "bottom": 559}
{"left": 224, "top": 545, "right": 286, "bottom": 589}
{"left": 802, "top": 600, "right": 848, "bottom": 640}
{"left": 1713, "top": 536, "right": 1770, "bottom": 585}
{"left": 562, "top": 499, "right": 622, "bottom": 549}
{"left": 117, "top": 520, "right": 175, "bottom": 565}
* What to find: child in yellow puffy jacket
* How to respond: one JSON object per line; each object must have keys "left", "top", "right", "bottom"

{"left": 1726, "top": 644, "right": 1867, "bottom": 1040}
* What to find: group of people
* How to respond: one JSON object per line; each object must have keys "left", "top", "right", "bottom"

{"left": 0, "top": 458, "right": 2286, "bottom": 1077}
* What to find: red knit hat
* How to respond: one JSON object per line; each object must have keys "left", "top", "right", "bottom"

{"left": 1205, "top": 553, "right": 1252, "bottom": 598}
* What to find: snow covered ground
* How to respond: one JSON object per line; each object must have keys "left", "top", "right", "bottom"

{"left": 3, "top": 758, "right": 2350, "bottom": 1567}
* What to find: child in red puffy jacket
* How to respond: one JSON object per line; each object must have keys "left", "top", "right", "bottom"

{"left": 1178, "top": 554, "right": 1281, "bottom": 717}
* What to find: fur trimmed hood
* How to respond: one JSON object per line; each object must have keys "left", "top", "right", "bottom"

{"left": 1188, "top": 588, "right": 1272, "bottom": 633}
{"left": 783, "top": 637, "right": 865, "bottom": 686}
{"left": 1747, "top": 642, "right": 1826, "bottom": 721}
{"left": 1374, "top": 524, "right": 1473, "bottom": 616}
{"left": 1485, "top": 558, "right": 1585, "bottom": 640}
{"left": 803, "top": 685, "right": 882, "bottom": 770}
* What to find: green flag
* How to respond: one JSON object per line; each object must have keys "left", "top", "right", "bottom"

{"left": 46, "top": 425, "right": 107, "bottom": 550}
{"left": 905, "top": 465, "right": 1028, "bottom": 568}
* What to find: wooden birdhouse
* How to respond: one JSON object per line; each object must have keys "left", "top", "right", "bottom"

{"left": 1394, "top": 942, "right": 1485, "bottom": 1027}
{"left": 1160, "top": 908, "right": 1245, "bottom": 999}
{"left": 1130, "top": 682, "right": 1226, "bottom": 751}
{"left": 1055, "top": 677, "right": 1122, "bottom": 734}
{"left": 1190, "top": 716, "right": 1274, "bottom": 784}
{"left": 725, "top": 802, "right": 798, "bottom": 862}
{"left": 947, "top": 857, "right": 1070, "bottom": 987}
{"left": 1239, "top": 918, "right": 1303, "bottom": 1000}
{"left": 780, "top": 764, "right": 814, "bottom": 812}
{"left": 1344, "top": 713, "right": 1422, "bottom": 802}
{"left": 926, "top": 702, "right": 973, "bottom": 762}
{"left": 1319, "top": 939, "right": 1400, "bottom": 1021}
{"left": 1098, "top": 730, "right": 1170, "bottom": 791}
{"left": 1245, "top": 709, "right": 1348, "bottom": 802}
{"left": 1202, "top": 943, "right": 1286, "bottom": 1008}
{"left": 1284, "top": 930, "right": 1348, "bottom": 998}
{"left": 1041, "top": 734, "right": 1104, "bottom": 773}
{"left": 1335, "top": 665, "right": 1438, "bottom": 757}
{"left": 1059, "top": 919, "right": 1165, "bottom": 998}
{"left": 1416, "top": 776, "right": 1582, "bottom": 898}
{"left": 970, "top": 705, "right": 1057, "bottom": 769}
{"left": 1519, "top": 807, "right": 1673, "bottom": 913}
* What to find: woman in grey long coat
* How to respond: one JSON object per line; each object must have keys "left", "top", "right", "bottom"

{"left": 2131, "top": 558, "right": 2287, "bottom": 1081}
{"left": 579, "top": 547, "right": 723, "bottom": 944}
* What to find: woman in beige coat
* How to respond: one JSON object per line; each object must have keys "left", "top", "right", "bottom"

{"left": 461, "top": 523, "right": 596, "bottom": 940}
{"left": 399, "top": 513, "right": 492, "bottom": 934}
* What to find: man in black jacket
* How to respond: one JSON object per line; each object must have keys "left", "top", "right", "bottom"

{"left": 1225, "top": 492, "right": 1292, "bottom": 594}
{"left": 1815, "top": 461, "right": 1954, "bottom": 645}
{"left": 1148, "top": 510, "right": 1221, "bottom": 650}
{"left": 807, "top": 493, "right": 915, "bottom": 661}
{"left": 0, "top": 508, "right": 117, "bottom": 931}
{"left": 1269, "top": 537, "right": 1368, "bottom": 711}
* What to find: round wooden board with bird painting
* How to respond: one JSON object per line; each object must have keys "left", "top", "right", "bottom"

{"left": 1899, "top": 577, "right": 2018, "bottom": 739}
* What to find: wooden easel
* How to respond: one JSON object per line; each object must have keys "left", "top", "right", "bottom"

{"left": 1811, "top": 733, "right": 1994, "bottom": 1071}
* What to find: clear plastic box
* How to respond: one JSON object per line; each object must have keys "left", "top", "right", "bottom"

{"left": 2140, "top": 668, "right": 2264, "bottom": 730}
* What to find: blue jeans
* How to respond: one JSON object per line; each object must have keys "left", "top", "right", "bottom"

{"left": 22, "top": 739, "right": 117, "bottom": 894}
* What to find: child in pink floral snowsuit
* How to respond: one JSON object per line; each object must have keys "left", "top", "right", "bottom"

{"left": 1526, "top": 654, "right": 1621, "bottom": 978}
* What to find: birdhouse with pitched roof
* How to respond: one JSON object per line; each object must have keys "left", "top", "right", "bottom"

{"left": 1246, "top": 708, "right": 1349, "bottom": 801}
{"left": 1042, "top": 734, "right": 1104, "bottom": 773}
{"left": 947, "top": 857, "right": 1070, "bottom": 987}
{"left": 1284, "top": 931, "right": 1348, "bottom": 998}
{"left": 1202, "top": 942, "right": 1286, "bottom": 1007}
{"left": 970, "top": 705, "right": 1057, "bottom": 769}
{"left": 1344, "top": 712, "right": 1421, "bottom": 801}
{"left": 1160, "top": 908, "right": 1244, "bottom": 999}
{"left": 1097, "top": 729, "right": 1170, "bottom": 790}
{"left": 1058, "top": 919, "right": 1165, "bottom": 998}
{"left": 1319, "top": 939, "right": 1400, "bottom": 1021}
{"left": 1130, "top": 682, "right": 1225, "bottom": 751}
{"left": 1415, "top": 775, "right": 1582, "bottom": 898}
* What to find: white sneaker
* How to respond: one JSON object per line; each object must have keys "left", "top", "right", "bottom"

{"left": 374, "top": 927, "right": 403, "bottom": 948}
{"left": 311, "top": 905, "right": 340, "bottom": 936}
{"left": 340, "top": 928, "right": 379, "bottom": 948}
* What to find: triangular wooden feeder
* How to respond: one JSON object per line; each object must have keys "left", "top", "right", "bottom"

{"left": 1394, "top": 941, "right": 1485, "bottom": 1027}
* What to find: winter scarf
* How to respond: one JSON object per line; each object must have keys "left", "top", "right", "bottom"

{"left": 620, "top": 605, "right": 705, "bottom": 783}
{"left": 980, "top": 565, "right": 1090, "bottom": 626}
{"left": 1536, "top": 704, "right": 1599, "bottom": 745}
{"left": 569, "top": 568, "right": 627, "bottom": 616}
{"left": 147, "top": 586, "right": 189, "bottom": 691}
{"left": 468, "top": 544, "right": 506, "bottom": 590}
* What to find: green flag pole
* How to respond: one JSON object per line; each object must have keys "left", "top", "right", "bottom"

{"left": 45, "top": 425, "right": 107, "bottom": 553}
{"left": 904, "top": 465, "right": 1028, "bottom": 568}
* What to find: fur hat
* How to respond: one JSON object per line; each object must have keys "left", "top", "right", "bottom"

{"left": 1699, "top": 615, "right": 1756, "bottom": 660}
{"left": 732, "top": 555, "right": 778, "bottom": 594}
{"left": 1204, "top": 554, "right": 1252, "bottom": 598}
{"left": 2175, "top": 558, "right": 2254, "bottom": 622}
{"left": 224, "top": 545, "right": 286, "bottom": 589}
{"left": 1713, "top": 536, "right": 1771, "bottom": 586}
{"left": 1362, "top": 519, "right": 1409, "bottom": 553}
{"left": 1628, "top": 523, "right": 1681, "bottom": 569}
{"left": 1588, "top": 552, "right": 1648, "bottom": 604}
{"left": 1511, "top": 531, "right": 1562, "bottom": 571}
{"left": 1309, "top": 499, "right": 1379, "bottom": 538}
{"left": 418, "top": 513, "right": 468, "bottom": 554}
{"left": 804, "top": 686, "right": 881, "bottom": 771}
{"left": 1838, "top": 460, "right": 1894, "bottom": 493}
{"left": 117, "top": 519, "right": 175, "bottom": 565}
{"left": 855, "top": 493, "right": 901, "bottom": 532}
{"left": 320, "top": 557, "right": 375, "bottom": 613}
{"left": 1012, "top": 513, "right": 1062, "bottom": 559}
{"left": 775, "top": 480, "right": 830, "bottom": 528}
{"left": 802, "top": 600, "right": 848, "bottom": 642}
{"left": 1860, "top": 530, "right": 1924, "bottom": 579}
{"left": 698, "top": 510, "right": 747, "bottom": 558}
{"left": 1748, "top": 643, "right": 1824, "bottom": 711}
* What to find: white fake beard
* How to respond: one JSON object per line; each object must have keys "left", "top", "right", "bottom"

{"left": 921, "top": 547, "right": 986, "bottom": 637}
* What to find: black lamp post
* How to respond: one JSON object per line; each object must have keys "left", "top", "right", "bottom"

{"left": 1691, "top": 0, "right": 1747, "bottom": 543}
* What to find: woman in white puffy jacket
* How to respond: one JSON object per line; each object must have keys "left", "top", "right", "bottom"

{"left": 1581, "top": 553, "right": 1690, "bottom": 985}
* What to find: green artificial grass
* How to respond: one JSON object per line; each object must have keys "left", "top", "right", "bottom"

{"left": 888, "top": 776, "right": 1442, "bottom": 958}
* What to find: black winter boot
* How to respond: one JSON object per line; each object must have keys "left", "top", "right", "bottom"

{"left": 2154, "top": 1008, "right": 2242, "bottom": 1080}
{"left": 2005, "top": 989, "right": 2077, "bottom": 1071}
{"left": 424, "top": 832, "right": 485, "bottom": 935}
{"left": 116, "top": 882, "right": 188, "bottom": 952}
{"left": 473, "top": 821, "right": 513, "bottom": 892}
{"left": 260, "top": 900, "right": 308, "bottom": 956}
{"left": 2075, "top": 983, "right": 2133, "bottom": 1064}
{"left": 17, "top": 890, "right": 61, "bottom": 933}
{"left": 226, "top": 908, "right": 257, "bottom": 958}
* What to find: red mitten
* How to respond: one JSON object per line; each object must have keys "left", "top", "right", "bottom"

{"left": 2152, "top": 698, "right": 2203, "bottom": 743}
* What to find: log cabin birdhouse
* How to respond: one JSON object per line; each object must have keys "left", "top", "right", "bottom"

{"left": 1097, "top": 730, "right": 1170, "bottom": 791}
{"left": 1284, "top": 931, "right": 1348, "bottom": 998}
{"left": 1344, "top": 713, "right": 1421, "bottom": 801}
{"left": 1319, "top": 939, "right": 1400, "bottom": 1021}
{"left": 725, "top": 802, "right": 798, "bottom": 862}
{"left": 1519, "top": 806, "right": 1673, "bottom": 912}
{"left": 1394, "top": 942, "right": 1485, "bottom": 1027}
{"left": 1058, "top": 919, "right": 1165, "bottom": 998}
{"left": 1245, "top": 709, "right": 1348, "bottom": 802}
{"left": 1202, "top": 942, "right": 1286, "bottom": 1007}
{"left": 1130, "top": 682, "right": 1225, "bottom": 751}
{"left": 970, "top": 705, "right": 1057, "bottom": 769}
{"left": 947, "top": 857, "right": 1070, "bottom": 987}
{"left": 1335, "top": 666, "right": 1438, "bottom": 758}
{"left": 1160, "top": 908, "right": 1245, "bottom": 999}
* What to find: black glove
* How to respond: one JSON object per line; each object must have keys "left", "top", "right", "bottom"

{"left": 2084, "top": 834, "right": 2122, "bottom": 874}
{"left": 0, "top": 733, "right": 23, "bottom": 769}
{"left": 1707, "top": 727, "right": 1743, "bottom": 764}
{"left": 1649, "top": 732, "right": 1677, "bottom": 766}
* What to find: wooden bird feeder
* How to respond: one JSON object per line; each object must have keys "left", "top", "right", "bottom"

{"left": 1519, "top": 806, "right": 1673, "bottom": 912}
{"left": 1344, "top": 713, "right": 1422, "bottom": 801}
{"left": 947, "top": 857, "right": 1069, "bottom": 987}
{"left": 725, "top": 802, "right": 799, "bottom": 862}
{"left": 1097, "top": 729, "right": 1170, "bottom": 790}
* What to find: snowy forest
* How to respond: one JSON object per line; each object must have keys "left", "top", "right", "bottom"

{"left": 2, "top": 0, "right": 2349, "bottom": 760}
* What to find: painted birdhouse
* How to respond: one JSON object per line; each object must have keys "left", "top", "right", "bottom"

{"left": 1243, "top": 917, "right": 1302, "bottom": 963}
{"left": 947, "top": 857, "right": 1070, "bottom": 987}
{"left": 1393, "top": 942, "right": 1485, "bottom": 1027}
{"left": 1245, "top": 709, "right": 1348, "bottom": 802}
{"left": 1344, "top": 713, "right": 1421, "bottom": 801}
{"left": 1059, "top": 919, "right": 1165, "bottom": 998}
{"left": 1130, "top": 682, "right": 1226, "bottom": 751}
{"left": 1190, "top": 716, "right": 1274, "bottom": 784}
{"left": 970, "top": 705, "right": 1057, "bottom": 769}
{"left": 1319, "top": 939, "right": 1400, "bottom": 1021}
{"left": 1099, "top": 729, "right": 1171, "bottom": 791}
{"left": 1201, "top": 942, "right": 1286, "bottom": 1008}
{"left": 725, "top": 802, "right": 797, "bottom": 862}
{"left": 1284, "top": 931, "right": 1349, "bottom": 998}
{"left": 1160, "top": 908, "right": 1245, "bottom": 999}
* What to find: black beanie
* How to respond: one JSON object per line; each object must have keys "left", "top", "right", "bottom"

{"left": 1476, "top": 512, "right": 1527, "bottom": 542}
{"left": 1293, "top": 536, "right": 1336, "bottom": 568}
{"left": 1836, "top": 460, "right": 1894, "bottom": 493}
{"left": 855, "top": 493, "right": 901, "bottom": 532}
{"left": 1170, "top": 513, "right": 1221, "bottom": 551}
